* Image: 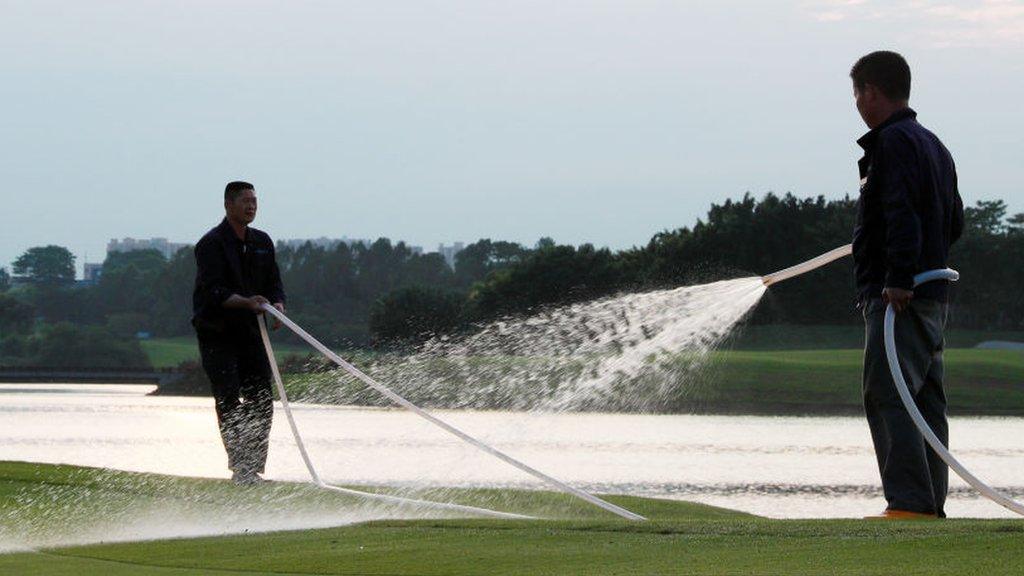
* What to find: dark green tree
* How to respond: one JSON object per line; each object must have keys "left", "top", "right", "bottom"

{"left": 963, "top": 199, "right": 1007, "bottom": 237}
{"left": 0, "top": 293, "right": 35, "bottom": 335}
{"left": 369, "top": 286, "right": 465, "bottom": 345}
{"left": 12, "top": 246, "right": 75, "bottom": 285}
{"left": 95, "top": 249, "right": 168, "bottom": 335}
{"left": 0, "top": 267, "right": 10, "bottom": 292}
{"left": 454, "top": 239, "right": 529, "bottom": 286}
{"left": 149, "top": 246, "right": 196, "bottom": 336}
{"left": 1006, "top": 213, "right": 1024, "bottom": 236}
{"left": 468, "top": 241, "right": 624, "bottom": 320}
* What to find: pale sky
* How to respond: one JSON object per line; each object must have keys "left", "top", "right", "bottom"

{"left": 2, "top": 1, "right": 1023, "bottom": 275}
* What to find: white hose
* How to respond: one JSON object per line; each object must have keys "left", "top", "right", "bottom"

{"left": 257, "top": 316, "right": 535, "bottom": 520}
{"left": 258, "top": 307, "right": 646, "bottom": 521}
{"left": 761, "top": 244, "right": 853, "bottom": 286}
{"left": 884, "top": 269, "right": 1024, "bottom": 516}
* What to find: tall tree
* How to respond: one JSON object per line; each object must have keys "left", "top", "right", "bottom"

{"left": 12, "top": 246, "right": 76, "bottom": 285}
{"left": 0, "top": 267, "right": 9, "bottom": 292}
{"left": 0, "top": 293, "right": 35, "bottom": 335}
{"left": 454, "top": 239, "right": 529, "bottom": 286}
{"left": 1006, "top": 213, "right": 1024, "bottom": 236}
{"left": 369, "top": 286, "right": 465, "bottom": 345}
{"left": 97, "top": 249, "right": 168, "bottom": 314}
{"left": 963, "top": 199, "right": 1007, "bottom": 237}
{"left": 149, "top": 246, "right": 196, "bottom": 336}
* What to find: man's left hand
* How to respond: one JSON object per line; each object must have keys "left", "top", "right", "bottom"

{"left": 271, "top": 302, "right": 285, "bottom": 330}
{"left": 882, "top": 287, "right": 913, "bottom": 312}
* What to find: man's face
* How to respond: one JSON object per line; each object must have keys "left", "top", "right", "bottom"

{"left": 854, "top": 83, "right": 879, "bottom": 128}
{"left": 225, "top": 189, "right": 257, "bottom": 225}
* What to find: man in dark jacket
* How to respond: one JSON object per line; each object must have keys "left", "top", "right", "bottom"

{"left": 193, "top": 181, "right": 286, "bottom": 484}
{"left": 851, "top": 51, "right": 964, "bottom": 519}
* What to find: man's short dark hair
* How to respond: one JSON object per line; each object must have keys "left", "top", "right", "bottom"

{"left": 850, "top": 51, "right": 911, "bottom": 101}
{"left": 225, "top": 181, "right": 255, "bottom": 202}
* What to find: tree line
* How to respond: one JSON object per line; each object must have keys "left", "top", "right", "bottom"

{"left": 2, "top": 193, "right": 1022, "bottom": 367}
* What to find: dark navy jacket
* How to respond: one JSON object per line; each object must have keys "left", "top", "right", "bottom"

{"left": 192, "top": 218, "right": 286, "bottom": 339}
{"left": 853, "top": 108, "right": 964, "bottom": 303}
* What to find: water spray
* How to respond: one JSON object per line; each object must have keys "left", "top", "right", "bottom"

{"left": 763, "top": 245, "right": 1024, "bottom": 517}
{"left": 257, "top": 317, "right": 533, "bottom": 520}
{"left": 257, "top": 307, "right": 646, "bottom": 521}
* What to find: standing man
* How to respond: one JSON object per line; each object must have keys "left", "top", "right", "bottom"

{"left": 193, "top": 181, "right": 286, "bottom": 485}
{"left": 851, "top": 51, "right": 964, "bottom": 519}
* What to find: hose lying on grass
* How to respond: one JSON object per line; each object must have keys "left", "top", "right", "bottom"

{"left": 258, "top": 316, "right": 533, "bottom": 520}
{"left": 763, "top": 246, "right": 1024, "bottom": 517}
{"left": 257, "top": 309, "right": 646, "bottom": 521}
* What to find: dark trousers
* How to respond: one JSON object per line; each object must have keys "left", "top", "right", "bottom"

{"left": 198, "top": 334, "right": 274, "bottom": 475}
{"left": 862, "top": 298, "right": 949, "bottom": 517}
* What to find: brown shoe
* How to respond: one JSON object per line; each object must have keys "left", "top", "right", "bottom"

{"left": 864, "top": 509, "right": 938, "bottom": 520}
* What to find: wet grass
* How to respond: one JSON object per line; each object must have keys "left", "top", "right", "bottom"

{"left": 1, "top": 462, "right": 1022, "bottom": 575}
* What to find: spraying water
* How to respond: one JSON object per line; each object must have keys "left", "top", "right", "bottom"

{"left": 297, "top": 277, "right": 767, "bottom": 413}
{"left": 1, "top": 275, "right": 769, "bottom": 548}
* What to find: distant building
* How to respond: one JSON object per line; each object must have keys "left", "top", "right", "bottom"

{"left": 82, "top": 262, "right": 104, "bottom": 284}
{"left": 107, "top": 238, "right": 188, "bottom": 260}
{"left": 437, "top": 242, "right": 465, "bottom": 269}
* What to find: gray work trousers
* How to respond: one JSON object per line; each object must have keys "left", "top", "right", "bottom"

{"left": 862, "top": 298, "right": 949, "bottom": 517}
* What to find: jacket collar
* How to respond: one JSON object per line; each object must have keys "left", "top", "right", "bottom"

{"left": 857, "top": 107, "right": 917, "bottom": 151}
{"left": 216, "top": 217, "right": 250, "bottom": 244}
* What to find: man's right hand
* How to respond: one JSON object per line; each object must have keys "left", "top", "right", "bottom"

{"left": 248, "top": 295, "right": 271, "bottom": 312}
{"left": 882, "top": 287, "right": 913, "bottom": 312}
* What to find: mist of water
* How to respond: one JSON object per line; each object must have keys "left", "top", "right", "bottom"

{"left": 296, "top": 277, "right": 767, "bottom": 413}
{"left": 0, "top": 467, "right": 480, "bottom": 553}
{"left": 0, "top": 276, "right": 770, "bottom": 552}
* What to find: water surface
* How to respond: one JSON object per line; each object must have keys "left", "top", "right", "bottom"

{"left": 1, "top": 383, "right": 1020, "bottom": 520}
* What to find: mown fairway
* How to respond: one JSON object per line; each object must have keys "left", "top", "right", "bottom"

{"left": 706, "top": 347, "right": 1024, "bottom": 415}
{"left": 1, "top": 462, "right": 1022, "bottom": 575}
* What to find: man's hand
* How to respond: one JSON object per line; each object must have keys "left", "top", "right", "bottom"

{"left": 270, "top": 302, "right": 285, "bottom": 330}
{"left": 882, "top": 287, "right": 913, "bottom": 312}
{"left": 248, "top": 295, "right": 271, "bottom": 313}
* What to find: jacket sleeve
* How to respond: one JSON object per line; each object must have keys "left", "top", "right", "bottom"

{"left": 268, "top": 241, "right": 286, "bottom": 305}
{"left": 877, "top": 133, "right": 922, "bottom": 290}
{"left": 195, "top": 238, "right": 234, "bottom": 310}
{"left": 950, "top": 171, "right": 965, "bottom": 244}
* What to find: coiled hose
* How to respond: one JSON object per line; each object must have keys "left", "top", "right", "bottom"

{"left": 884, "top": 269, "right": 1024, "bottom": 516}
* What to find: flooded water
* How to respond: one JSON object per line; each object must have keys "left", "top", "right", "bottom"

{"left": 1, "top": 383, "right": 1021, "bottom": 521}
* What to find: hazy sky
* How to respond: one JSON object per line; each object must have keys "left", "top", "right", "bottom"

{"left": 2, "top": 1, "right": 1023, "bottom": 275}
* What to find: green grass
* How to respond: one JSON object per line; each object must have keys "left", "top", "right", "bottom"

{"left": 141, "top": 336, "right": 309, "bottom": 368}
{"left": 1, "top": 461, "right": 1022, "bottom": 575}
{"left": 702, "top": 348, "right": 1024, "bottom": 415}
{"left": 729, "top": 324, "right": 1024, "bottom": 350}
